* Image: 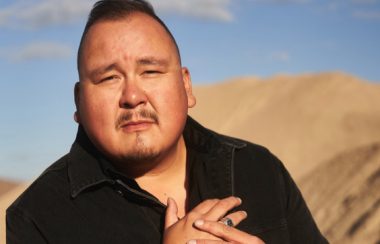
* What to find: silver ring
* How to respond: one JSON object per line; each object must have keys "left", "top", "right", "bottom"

{"left": 219, "top": 217, "right": 234, "bottom": 227}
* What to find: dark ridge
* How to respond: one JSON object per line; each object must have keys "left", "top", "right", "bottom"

{"left": 367, "top": 167, "right": 380, "bottom": 185}
{"left": 342, "top": 194, "right": 356, "bottom": 209}
{"left": 347, "top": 199, "right": 380, "bottom": 237}
{"left": 358, "top": 143, "right": 380, "bottom": 166}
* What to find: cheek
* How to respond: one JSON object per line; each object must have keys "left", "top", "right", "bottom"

{"left": 164, "top": 89, "right": 189, "bottom": 130}
{"left": 153, "top": 84, "right": 188, "bottom": 115}
{"left": 79, "top": 88, "right": 119, "bottom": 128}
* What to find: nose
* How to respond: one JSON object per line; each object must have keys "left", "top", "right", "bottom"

{"left": 119, "top": 79, "right": 147, "bottom": 109}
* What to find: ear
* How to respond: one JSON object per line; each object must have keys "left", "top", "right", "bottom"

{"left": 74, "top": 82, "right": 81, "bottom": 123}
{"left": 181, "top": 67, "right": 196, "bottom": 108}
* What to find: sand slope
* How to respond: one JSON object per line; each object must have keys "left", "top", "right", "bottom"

{"left": 300, "top": 142, "right": 380, "bottom": 243}
{"left": 0, "top": 180, "right": 18, "bottom": 197}
{"left": 190, "top": 72, "right": 380, "bottom": 180}
{"left": 0, "top": 183, "right": 29, "bottom": 244}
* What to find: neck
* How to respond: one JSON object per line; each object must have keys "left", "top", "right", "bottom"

{"left": 122, "top": 136, "right": 189, "bottom": 217}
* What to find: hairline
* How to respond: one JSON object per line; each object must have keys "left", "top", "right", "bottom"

{"left": 77, "top": 11, "right": 181, "bottom": 79}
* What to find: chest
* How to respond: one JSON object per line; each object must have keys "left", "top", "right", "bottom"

{"left": 38, "top": 186, "right": 165, "bottom": 244}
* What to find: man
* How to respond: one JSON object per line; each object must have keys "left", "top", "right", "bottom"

{"left": 7, "top": 0, "right": 328, "bottom": 243}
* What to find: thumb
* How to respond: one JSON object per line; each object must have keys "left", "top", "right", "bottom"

{"left": 165, "top": 197, "right": 179, "bottom": 229}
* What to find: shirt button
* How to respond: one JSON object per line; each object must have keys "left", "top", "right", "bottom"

{"left": 116, "top": 190, "right": 124, "bottom": 196}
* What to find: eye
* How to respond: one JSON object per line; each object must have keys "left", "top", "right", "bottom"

{"left": 99, "top": 75, "right": 119, "bottom": 83}
{"left": 143, "top": 70, "right": 161, "bottom": 75}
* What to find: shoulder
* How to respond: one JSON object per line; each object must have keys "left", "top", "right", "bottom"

{"left": 187, "top": 117, "right": 285, "bottom": 179}
{"left": 7, "top": 154, "right": 70, "bottom": 216}
{"left": 214, "top": 130, "right": 281, "bottom": 170}
{"left": 211, "top": 130, "right": 291, "bottom": 198}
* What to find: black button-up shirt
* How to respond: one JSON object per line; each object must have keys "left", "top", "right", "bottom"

{"left": 7, "top": 117, "right": 328, "bottom": 243}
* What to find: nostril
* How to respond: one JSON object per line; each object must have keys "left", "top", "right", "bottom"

{"left": 121, "top": 102, "right": 133, "bottom": 109}
{"left": 119, "top": 83, "right": 147, "bottom": 109}
{"left": 120, "top": 93, "right": 147, "bottom": 109}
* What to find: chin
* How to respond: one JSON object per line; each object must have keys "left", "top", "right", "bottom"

{"left": 122, "top": 148, "right": 160, "bottom": 163}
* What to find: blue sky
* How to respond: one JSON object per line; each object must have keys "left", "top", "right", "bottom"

{"left": 1, "top": 0, "right": 379, "bottom": 181}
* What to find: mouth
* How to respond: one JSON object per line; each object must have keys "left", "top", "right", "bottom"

{"left": 119, "top": 120, "right": 156, "bottom": 133}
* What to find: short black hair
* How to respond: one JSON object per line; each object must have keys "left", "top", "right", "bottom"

{"left": 77, "top": 0, "right": 181, "bottom": 75}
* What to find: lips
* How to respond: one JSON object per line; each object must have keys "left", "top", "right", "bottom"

{"left": 119, "top": 120, "right": 156, "bottom": 133}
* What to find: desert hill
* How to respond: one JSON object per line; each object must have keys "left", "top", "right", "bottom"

{"left": 0, "top": 180, "right": 18, "bottom": 197}
{"left": 300, "top": 142, "right": 380, "bottom": 243}
{"left": 1, "top": 72, "right": 379, "bottom": 243}
{"left": 0, "top": 183, "right": 28, "bottom": 243}
{"left": 190, "top": 72, "right": 380, "bottom": 180}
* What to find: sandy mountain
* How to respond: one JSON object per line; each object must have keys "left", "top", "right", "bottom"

{"left": 300, "top": 142, "right": 380, "bottom": 243}
{"left": 190, "top": 72, "right": 380, "bottom": 180}
{"left": 0, "top": 183, "right": 28, "bottom": 244}
{"left": 0, "top": 180, "right": 18, "bottom": 197}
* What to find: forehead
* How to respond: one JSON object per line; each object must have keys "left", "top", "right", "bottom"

{"left": 80, "top": 12, "right": 179, "bottom": 70}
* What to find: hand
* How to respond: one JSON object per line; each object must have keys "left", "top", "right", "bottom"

{"left": 163, "top": 196, "right": 247, "bottom": 244}
{"left": 189, "top": 219, "right": 265, "bottom": 244}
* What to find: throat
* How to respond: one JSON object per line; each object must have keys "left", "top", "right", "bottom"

{"left": 137, "top": 178, "right": 189, "bottom": 218}
{"left": 133, "top": 138, "right": 190, "bottom": 218}
{"left": 158, "top": 190, "right": 188, "bottom": 218}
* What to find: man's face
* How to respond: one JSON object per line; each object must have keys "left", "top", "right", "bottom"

{"left": 76, "top": 12, "right": 195, "bottom": 165}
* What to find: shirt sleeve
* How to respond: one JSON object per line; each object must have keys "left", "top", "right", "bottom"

{"left": 6, "top": 207, "right": 47, "bottom": 244}
{"left": 275, "top": 155, "right": 329, "bottom": 244}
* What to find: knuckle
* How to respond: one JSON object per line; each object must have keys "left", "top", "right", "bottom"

{"left": 222, "top": 224, "right": 233, "bottom": 234}
{"left": 218, "top": 200, "right": 229, "bottom": 209}
{"left": 186, "top": 211, "right": 199, "bottom": 221}
{"left": 204, "top": 198, "right": 218, "bottom": 205}
{"left": 205, "top": 222, "right": 223, "bottom": 236}
{"left": 211, "top": 222, "right": 232, "bottom": 236}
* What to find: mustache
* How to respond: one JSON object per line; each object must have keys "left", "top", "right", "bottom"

{"left": 115, "top": 109, "right": 159, "bottom": 129}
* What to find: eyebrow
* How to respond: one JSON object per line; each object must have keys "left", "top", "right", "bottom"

{"left": 89, "top": 63, "right": 118, "bottom": 78}
{"left": 137, "top": 57, "right": 169, "bottom": 67}
{"left": 88, "top": 57, "right": 169, "bottom": 78}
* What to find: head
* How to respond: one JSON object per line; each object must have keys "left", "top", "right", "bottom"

{"left": 74, "top": 0, "right": 196, "bottom": 167}
{"left": 77, "top": 0, "right": 180, "bottom": 74}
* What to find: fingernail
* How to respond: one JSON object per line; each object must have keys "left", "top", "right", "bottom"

{"left": 242, "top": 211, "right": 248, "bottom": 217}
{"left": 187, "top": 240, "right": 196, "bottom": 244}
{"left": 194, "top": 219, "right": 204, "bottom": 227}
{"left": 237, "top": 197, "right": 242, "bottom": 203}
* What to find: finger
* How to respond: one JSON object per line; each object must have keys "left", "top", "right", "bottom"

{"left": 204, "top": 196, "right": 242, "bottom": 220}
{"left": 165, "top": 197, "right": 179, "bottom": 229}
{"left": 194, "top": 220, "right": 265, "bottom": 244}
{"left": 186, "top": 239, "right": 231, "bottom": 244}
{"left": 220, "top": 210, "right": 247, "bottom": 227}
{"left": 191, "top": 198, "right": 220, "bottom": 215}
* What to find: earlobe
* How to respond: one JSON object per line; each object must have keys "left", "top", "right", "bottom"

{"left": 182, "top": 67, "right": 196, "bottom": 108}
{"left": 74, "top": 111, "right": 79, "bottom": 123}
{"left": 74, "top": 82, "right": 81, "bottom": 123}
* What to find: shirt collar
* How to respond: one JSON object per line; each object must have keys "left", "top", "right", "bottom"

{"left": 184, "top": 117, "right": 247, "bottom": 198}
{"left": 67, "top": 126, "right": 115, "bottom": 198}
{"left": 67, "top": 117, "right": 247, "bottom": 199}
{"left": 184, "top": 116, "right": 246, "bottom": 150}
